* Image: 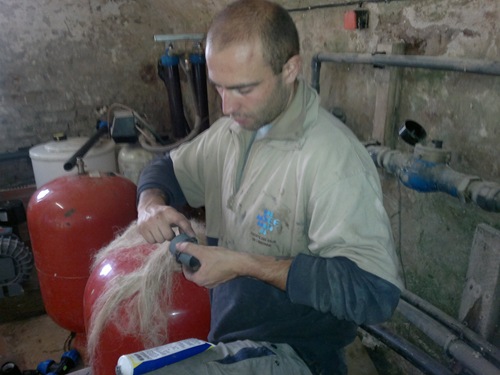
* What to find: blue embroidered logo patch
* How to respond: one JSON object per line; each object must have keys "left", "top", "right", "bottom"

{"left": 256, "top": 209, "right": 280, "bottom": 236}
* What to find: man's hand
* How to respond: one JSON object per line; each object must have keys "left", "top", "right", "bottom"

{"left": 176, "top": 241, "right": 293, "bottom": 290}
{"left": 137, "top": 189, "right": 195, "bottom": 243}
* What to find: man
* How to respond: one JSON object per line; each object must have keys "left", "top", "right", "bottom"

{"left": 137, "top": 0, "right": 403, "bottom": 374}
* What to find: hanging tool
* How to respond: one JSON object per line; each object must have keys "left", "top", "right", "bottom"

{"left": 169, "top": 233, "right": 201, "bottom": 272}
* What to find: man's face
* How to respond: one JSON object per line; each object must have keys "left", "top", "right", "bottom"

{"left": 206, "top": 40, "right": 293, "bottom": 131}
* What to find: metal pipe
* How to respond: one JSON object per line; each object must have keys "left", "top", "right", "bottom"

{"left": 366, "top": 144, "right": 500, "bottom": 212}
{"left": 401, "top": 290, "right": 500, "bottom": 367}
{"left": 398, "top": 300, "right": 500, "bottom": 375}
{"left": 287, "top": 0, "right": 409, "bottom": 13}
{"left": 311, "top": 53, "right": 500, "bottom": 93}
{"left": 361, "top": 324, "right": 455, "bottom": 375}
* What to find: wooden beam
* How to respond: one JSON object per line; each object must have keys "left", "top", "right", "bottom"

{"left": 371, "top": 43, "right": 405, "bottom": 148}
{"left": 459, "top": 223, "right": 500, "bottom": 340}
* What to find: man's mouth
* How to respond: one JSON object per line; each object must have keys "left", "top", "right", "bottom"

{"left": 231, "top": 114, "right": 249, "bottom": 124}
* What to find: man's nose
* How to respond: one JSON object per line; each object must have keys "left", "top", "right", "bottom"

{"left": 221, "top": 89, "right": 238, "bottom": 115}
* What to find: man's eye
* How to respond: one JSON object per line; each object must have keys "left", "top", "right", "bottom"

{"left": 237, "top": 87, "right": 253, "bottom": 95}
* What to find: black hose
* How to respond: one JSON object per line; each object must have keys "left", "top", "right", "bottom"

{"left": 63, "top": 126, "right": 108, "bottom": 171}
{"left": 311, "top": 58, "right": 322, "bottom": 93}
{"left": 361, "top": 324, "right": 454, "bottom": 375}
{"left": 157, "top": 60, "right": 190, "bottom": 139}
{"left": 191, "top": 57, "right": 210, "bottom": 133}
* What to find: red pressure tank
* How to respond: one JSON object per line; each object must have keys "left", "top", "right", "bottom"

{"left": 83, "top": 243, "right": 211, "bottom": 375}
{"left": 27, "top": 172, "right": 137, "bottom": 346}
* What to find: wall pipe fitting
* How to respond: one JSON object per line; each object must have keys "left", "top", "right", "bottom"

{"left": 401, "top": 289, "right": 500, "bottom": 367}
{"left": 361, "top": 324, "right": 455, "bottom": 375}
{"left": 311, "top": 53, "right": 500, "bottom": 93}
{"left": 365, "top": 144, "right": 500, "bottom": 212}
{"left": 397, "top": 300, "right": 500, "bottom": 375}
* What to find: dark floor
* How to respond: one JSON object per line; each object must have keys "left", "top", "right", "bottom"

{"left": 0, "top": 314, "right": 88, "bottom": 373}
{"left": 0, "top": 305, "right": 379, "bottom": 375}
{"left": 0, "top": 266, "right": 89, "bottom": 373}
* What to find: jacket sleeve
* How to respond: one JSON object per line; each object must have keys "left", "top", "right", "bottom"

{"left": 136, "top": 153, "right": 187, "bottom": 208}
{"left": 287, "top": 254, "right": 400, "bottom": 325}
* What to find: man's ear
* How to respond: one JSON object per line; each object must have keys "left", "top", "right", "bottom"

{"left": 282, "top": 55, "right": 302, "bottom": 83}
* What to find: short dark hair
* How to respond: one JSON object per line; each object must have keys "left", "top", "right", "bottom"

{"left": 206, "top": 0, "right": 300, "bottom": 74}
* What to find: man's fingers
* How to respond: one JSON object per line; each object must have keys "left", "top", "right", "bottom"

{"left": 137, "top": 204, "right": 195, "bottom": 244}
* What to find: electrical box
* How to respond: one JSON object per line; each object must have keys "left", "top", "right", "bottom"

{"left": 111, "top": 110, "right": 138, "bottom": 143}
{"left": 344, "top": 9, "right": 369, "bottom": 30}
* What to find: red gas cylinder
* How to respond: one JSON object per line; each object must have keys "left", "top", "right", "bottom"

{"left": 83, "top": 243, "right": 211, "bottom": 375}
{"left": 27, "top": 172, "right": 137, "bottom": 342}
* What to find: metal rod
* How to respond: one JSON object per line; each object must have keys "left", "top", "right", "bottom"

{"left": 154, "top": 34, "right": 205, "bottom": 43}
